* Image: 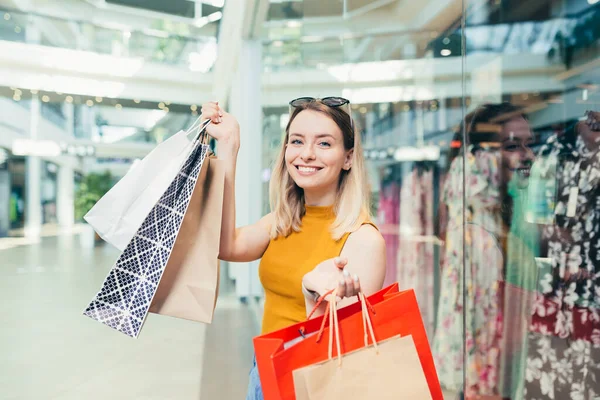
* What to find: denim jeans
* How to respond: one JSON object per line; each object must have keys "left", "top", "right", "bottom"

{"left": 246, "top": 356, "right": 264, "bottom": 400}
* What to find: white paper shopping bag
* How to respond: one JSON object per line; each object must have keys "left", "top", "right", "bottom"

{"left": 84, "top": 119, "right": 210, "bottom": 251}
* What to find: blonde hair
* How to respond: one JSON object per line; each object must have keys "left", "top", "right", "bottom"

{"left": 269, "top": 100, "right": 371, "bottom": 240}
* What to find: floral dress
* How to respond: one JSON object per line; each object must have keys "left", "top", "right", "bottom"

{"left": 524, "top": 134, "right": 600, "bottom": 399}
{"left": 432, "top": 148, "right": 505, "bottom": 396}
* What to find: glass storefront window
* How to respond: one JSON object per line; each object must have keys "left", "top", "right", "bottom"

{"left": 260, "top": 1, "right": 600, "bottom": 398}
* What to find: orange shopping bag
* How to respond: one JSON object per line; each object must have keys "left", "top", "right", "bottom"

{"left": 292, "top": 291, "right": 432, "bottom": 399}
{"left": 253, "top": 283, "right": 443, "bottom": 400}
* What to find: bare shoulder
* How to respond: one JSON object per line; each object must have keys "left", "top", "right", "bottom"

{"left": 340, "top": 223, "right": 386, "bottom": 296}
{"left": 345, "top": 223, "right": 385, "bottom": 252}
{"left": 258, "top": 212, "right": 274, "bottom": 231}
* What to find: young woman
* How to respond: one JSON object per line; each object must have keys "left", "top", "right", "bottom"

{"left": 200, "top": 97, "right": 386, "bottom": 400}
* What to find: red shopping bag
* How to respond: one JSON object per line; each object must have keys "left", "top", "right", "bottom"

{"left": 253, "top": 283, "right": 443, "bottom": 400}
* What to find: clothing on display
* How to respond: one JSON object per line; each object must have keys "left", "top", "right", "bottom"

{"left": 398, "top": 165, "right": 436, "bottom": 338}
{"left": 376, "top": 177, "right": 401, "bottom": 288}
{"left": 523, "top": 132, "right": 600, "bottom": 399}
{"left": 432, "top": 148, "right": 505, "bottom": 396}
{"left": 498, "top": 178, "right": 540, "bottom": 399}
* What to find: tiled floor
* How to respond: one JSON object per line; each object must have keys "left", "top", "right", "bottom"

{"left": 2, "top": 229, "right": 459, "bottom": 400}
{"left": 1, "top": 231, "right": 258, "bottom": 400}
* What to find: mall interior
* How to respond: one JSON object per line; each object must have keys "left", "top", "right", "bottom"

{"left": 1, "top": 0, "right": 599, "bottom": 399}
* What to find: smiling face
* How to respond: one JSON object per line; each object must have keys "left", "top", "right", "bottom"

{"left": 498, "top": 116, "right": 535, "bottom": 189}
{"left": 284, "top": 110, "right": 353, "bottom": 203}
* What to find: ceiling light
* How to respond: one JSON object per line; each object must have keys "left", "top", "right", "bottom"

{"left": 273, "top": 41, "right": 284, "bottom": 47}
{"left": 30, "top": 89, "right": 38, "bottom": 94}
{"left": 192, "top": 110, "right": 198, "bottom": 116}
{"left": 14, "top": 26, "right": 21, "bottom": 34}
{"left": 588, "top": 0, "right": 599, "bottom": 4}
{"left": 13, "top": 95, "right": 21, "bottom": 101}
{"left": 13, "top": 139, "right": 61, "bottom": 157}
{"left": 134, "top": 99, "right": 141, "bottom": 104}
{"left": 56, "top": 91, "right": 63, "bottom": 95}
{"left": 163, "top": 107, "right": 169, "bottom": 113}
{"left": 359, "top": 107, "right": 367, "bottom": 114}
{"left": 441, "top": 49, "right": 451, "bottom": 57}
{"left": 158, "top": 102, "right": 165, "bottom": 109}
{"left": 442, "top": 38, "right": 450, "bottom": 45}
{"left": 165, "top": 101, "right": 171, "bottom": 106}
{"left": 96, "top": 96, "right": 103, "bottom": 102}
{"left": 115, "top": 104, "right": 122, "bottom": 110}
{"left": 4, "top": 13, "right": 10, "bottom": 20}
{"left": 86, "top": 100, "right": 94, "bottom": 107}
{"left": 302, "top": 36, "right": 325, "bottom": 43}
{"left": 42, "top": 95, "right": 50, "bottom": 102}
{"left": 65, "top": 96, "right": 73, "bottom": 103}
{"left": 204, "top": 0, "right": 225, "bottom": 8}
{"left": 286, "top": 21, "right": 302, "bottom": 28}
{"left": 191, "top": 104, "right": 198, "bottom": 111}
{"left": 14, "top": 89, "right": 22, "bottom": 95}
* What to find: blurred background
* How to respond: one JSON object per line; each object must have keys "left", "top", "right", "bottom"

{"left": 1, "top": 0, "right": 598, "bottom": 399}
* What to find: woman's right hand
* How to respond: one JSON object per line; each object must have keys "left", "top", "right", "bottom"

{"left": 200, "top": 101, "right": 240, "bottom": 147}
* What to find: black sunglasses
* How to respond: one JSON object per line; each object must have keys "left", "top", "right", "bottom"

{"left": 289, "top": 96, "right": 350, "bottom": 109}
{"left": 289, "top": 97, "right": 353, "bottom": 128}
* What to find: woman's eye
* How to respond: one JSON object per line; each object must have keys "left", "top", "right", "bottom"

{"left": 319, "top": 141, "right": 331, "bottom": 147}
{"left": 504, "top": 144, "right": 519, "bottom": 151}
{"left": 290, "top": 139, "right": 303, "bottom": 145}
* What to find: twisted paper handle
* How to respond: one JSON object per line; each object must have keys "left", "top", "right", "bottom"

{"left": 325, "top": 290, "right": 378, "bottom": 366}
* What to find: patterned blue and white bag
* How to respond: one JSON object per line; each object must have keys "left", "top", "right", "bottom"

{"left": 83, "top": 128, "right": 212, "bottom": 338}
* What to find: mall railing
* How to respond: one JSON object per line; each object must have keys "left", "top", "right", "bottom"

{"left": 0, "top": 8, "right": 218, "bottom": 71}
{"left": 262, "top": 15, "right": 583, "bottom": 71}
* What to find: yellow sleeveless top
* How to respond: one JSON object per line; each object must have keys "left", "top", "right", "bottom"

{"left": 259, "top": 205, "right": 361, "bottom": 335}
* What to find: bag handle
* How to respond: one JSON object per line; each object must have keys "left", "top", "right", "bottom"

{"left": 324, "top": 289, "right": 379, "bottom": 366}
{"left": 185, "top": 116, "right": 212, "bottom": 145}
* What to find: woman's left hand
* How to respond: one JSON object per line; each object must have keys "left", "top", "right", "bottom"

{"left": 302, "top": 256, "right": 361, "bottom": 302}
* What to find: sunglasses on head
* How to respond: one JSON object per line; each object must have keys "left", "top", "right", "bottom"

{"left": 289, "top": 96, "right": 353, "bottom": 128}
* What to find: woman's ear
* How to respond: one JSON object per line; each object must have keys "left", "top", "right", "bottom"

{"left": 343, "top": 149, "right": 354, "bottom": 170}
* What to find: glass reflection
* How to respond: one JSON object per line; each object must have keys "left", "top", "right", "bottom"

{"left": 433, "top": 102, "right": 537, "bottom": 398}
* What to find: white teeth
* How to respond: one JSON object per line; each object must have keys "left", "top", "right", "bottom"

{"left": 298, "top": 167, "right": 318, "bottom": 173}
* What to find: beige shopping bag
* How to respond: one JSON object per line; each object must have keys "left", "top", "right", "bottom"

{"left": 293, "top": 292, "right": 432, "bottom": 400}
{"left": 148, "top": 156, "right": 225, "bottom": 323}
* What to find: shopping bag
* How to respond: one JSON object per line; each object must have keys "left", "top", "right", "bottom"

{"left": 292, "top": 291, "right": 432, "bottom": 400}
{"left": 83, "top": 135, "right": 213, "bottom": 338}
{"left": 253, "top": 283, "right": 443, "bottom": 400}
{"left": 84, "top": 118, "right": 210, "bottom": 251}
{"left": 148, "top": 156, "right": 225, "bottom": 323}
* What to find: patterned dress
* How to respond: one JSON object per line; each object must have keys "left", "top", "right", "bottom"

{"left": 432, "top": 148, "right": 505, "bottom": 396}
{"left": 398, "top": 168, "right": 435, "bottom": 338}
{"left": 524, "top": 134, "right": 600, "bottom": 399}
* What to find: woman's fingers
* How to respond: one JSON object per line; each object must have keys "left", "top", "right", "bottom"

{"left": 352, "top": 274, "right": 361, "bottom": 296}
{"left": 342, "top": 269, "right": 354, "bottom": 294}
{"left": 337, "top": 278, "right": 346, "bottom": 299}
{"left": 200, "top": 102, "right": 223, "bottom": 123}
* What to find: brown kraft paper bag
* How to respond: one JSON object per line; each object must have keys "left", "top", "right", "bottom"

{"left": 293, "top": 292, "right": 432, "bottom": 400}
{"left": 148, "top": 156, "right": 225, "bottom": 323}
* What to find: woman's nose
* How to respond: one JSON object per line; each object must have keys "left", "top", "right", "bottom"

{"left": 521, "top": 144, "right": 535, "bottom": 163}
{"left": 300, "top": 145, "right": 316, "bottom": 160}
